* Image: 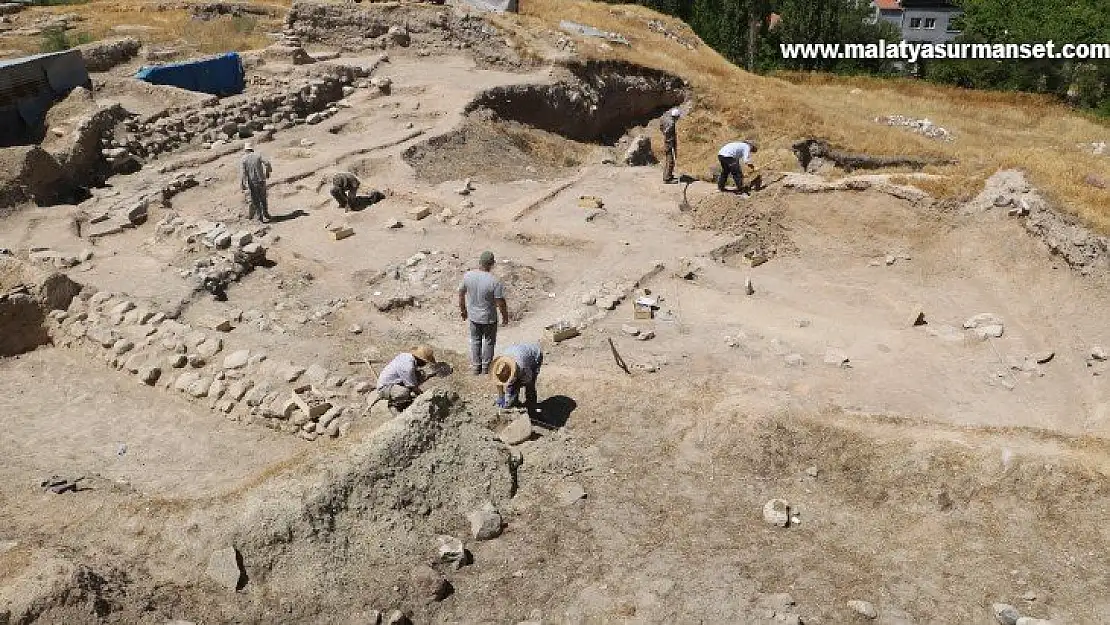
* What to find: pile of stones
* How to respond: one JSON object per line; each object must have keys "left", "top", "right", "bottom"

{"left": 875, "top": 114, "right": 954, "bottom": 141}
{"left": 47, "top": 290, "right": 367, "bottom": 441}
{"left": 84, "top": 173, "right": 198, "bottom": 239}
{"left": 156, "top": 213, "right": 271, "bottom": 296}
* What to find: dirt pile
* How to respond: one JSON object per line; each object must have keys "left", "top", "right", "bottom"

{"left": 465, "top": 60, "right": 685, "bottom": 142}
{"left": 0, "top": 257, "right": 81, "bottom": 356}
{"left": 195, "top": 391, "right": 517, "bottom": 620}
{"left": 0, "top": 146, "right": 68, "bottom": 209}
{"left": 689, "top": 192, "right": 794, "bottom": 263}
{"left": 402, "top": 117, "right": 589, "bottom": 183}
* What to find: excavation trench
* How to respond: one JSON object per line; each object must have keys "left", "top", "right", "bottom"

{"left": 404, "top": 61, "right": 686, "bottom": 182}
{"left": 464, "top": 61, "right": 686, "bottom": 143}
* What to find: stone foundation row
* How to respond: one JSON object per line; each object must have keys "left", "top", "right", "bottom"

{"left": 46, "top": 290, "right": 378, "bottom": 442}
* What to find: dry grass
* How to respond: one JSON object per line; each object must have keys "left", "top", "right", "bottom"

{"left": 516, "top": 0, "right": 1110, "bottom": 231}
{"left": 3, "top": 1, "right": 282, "bottom": 58}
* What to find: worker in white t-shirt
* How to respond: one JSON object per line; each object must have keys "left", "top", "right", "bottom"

{"left": 717, "top": 139, "right": 759, "bottom": 193}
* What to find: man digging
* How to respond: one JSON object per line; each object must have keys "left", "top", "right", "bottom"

{"left": 717, "top": 139, "right": 758, "bottom": 195}
{"left": 373, "top": 345, "right": 437, "bottom": 415}
{"left": 240, "top": 143, "right": 273, "bottom": 223}
{"left": 459, "top": 251, "right": 509, "bottom": 376}
{"left": 491, "top": 341, "right": 543, "bottom": 411}
{"left": 330, "top": 171, "right": 360, "bottom": 212}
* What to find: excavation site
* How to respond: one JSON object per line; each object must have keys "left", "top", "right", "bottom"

{"left": 0, "top": 0, "right": 1108, "bottom": 624}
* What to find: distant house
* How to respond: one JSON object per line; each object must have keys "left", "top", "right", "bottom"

{"left": 873, "top": 0, "right": 904, "bottom": 29}
{"left": 871, "top": 0, "right": 962, "bottom": 44}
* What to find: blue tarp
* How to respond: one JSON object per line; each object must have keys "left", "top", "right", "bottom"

{"left": 134, "top": 52, "right": 244, "bottom": 96}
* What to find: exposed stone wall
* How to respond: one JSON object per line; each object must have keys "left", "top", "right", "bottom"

{"left": 76, "top": 37, "right": 142, "bottom": 73}
{"left": 112, "top": 64, "right": 378, "bottom": 163}
{"left": 47, "top": 286, "right": 370, "bottom": 442}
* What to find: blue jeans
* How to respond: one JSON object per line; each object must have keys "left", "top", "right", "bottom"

{"left": 469, "top": 321, "right": 497, "bottom": 373}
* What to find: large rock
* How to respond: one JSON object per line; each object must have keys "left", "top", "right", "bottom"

{"left": 410, "top": 564, "right": 450, "bottom": 602}
{"left": 762, "top": 499, "right": 790, "bottom": 527}
{"left": 623, "top": 135, "right": 655, "bottom": 166}
{"left": 205, "top": 546, "right": 245, "bottom": 591}
{"left": 847, "top": 600, "right": 877, "bottom": 619}
{"left": 437, "top": 535, "right": 468, "bottom": 569}
{"left": 992, "top": 603, "right": 1021, "bottom": 625}
{"left": 498, "top": 414, "right": 532, "bottom": 445}
{"left": 223, "top": 349, "right": 250, "bottom": 369}
{"left": 467, "top": 502, "right": 503, "bottom": 540}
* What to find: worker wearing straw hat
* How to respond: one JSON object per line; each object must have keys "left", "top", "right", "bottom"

{"left": 374, "top": 344, "right": 438, "bottom": 414}
{"left": 490, "top": 342, "right": 543, "bottom": 410}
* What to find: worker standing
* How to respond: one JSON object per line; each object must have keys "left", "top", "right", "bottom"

{"left": 374, "top": 345, "right": 437, "bottom": 414}
{"left": 491, "top": 342, "right": 543, "bottom": 410}
{"left": 330, "top": 171, "right": 361, "bottom": 212}
{"left": 717, "top": 139, "right": 759, "bottom": 194}
{"left": 458, "top": 250, "right": 508, "bottom": 376}
{"left": 661, "top": 108, "right": 682, "bottom": 183}
{"left": 240, "top": 143, "right": 272, "bottom": 222}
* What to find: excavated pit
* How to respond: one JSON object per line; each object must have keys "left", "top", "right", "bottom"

{"left": 404, "top": 61, "right": 685, "bottom": 181}
{"left": 463, "top": 61, "right": 685, "bottom": 143}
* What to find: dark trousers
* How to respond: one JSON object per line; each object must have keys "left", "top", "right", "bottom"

{"left": 247, "top": 182, "right": 270, "bottom": 221}
{"left": 331, "top": 184, "right": 358, "bottom": 208}
{"left": 469, "top": 321, "right": 497, "bottom": 373}
{"left": 717, "top": 155, "right": 744, "bottom": 191}
{"left": 663, "top": 141, "right": 677, "bottom": 180}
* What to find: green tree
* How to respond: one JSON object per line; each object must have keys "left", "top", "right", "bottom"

{"left": 927, "top": 0, "right": 1110, "bottom": 112}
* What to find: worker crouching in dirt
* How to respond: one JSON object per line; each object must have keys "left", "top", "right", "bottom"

{"left": 374, "top": 345, "right": 437, "bottom": 414}
{"left": 330, "top": 171, "right": 360, "bottom": 211}
{"left": 491, "top": 342, "right": 543, "bottom": 410}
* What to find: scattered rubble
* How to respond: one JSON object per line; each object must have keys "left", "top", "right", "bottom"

{"left": 559, "top": 20, "right": 630, "bottom": 46}
{"left": 874, "top": 114, "right": 954, "bottom": 141}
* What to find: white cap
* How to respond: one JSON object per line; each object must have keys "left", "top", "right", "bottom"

{"left": 670, "top": 108, "right": 682, "bottom": 118}
{"left": 243, "top": 142, "right": 254, "bottom": 152}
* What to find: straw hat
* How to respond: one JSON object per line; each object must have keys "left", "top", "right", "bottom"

{"left": 243, "top": 142, "right": 254, "bottom": 152}
{"left": 411, "top": 344, "right": 437, "bottom": 365}
{"left": 490, "top": 355, "right": 517, "bottom": 386}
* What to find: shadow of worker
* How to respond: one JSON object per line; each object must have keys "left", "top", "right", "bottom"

{"left": 533, "top": 395, "right": 577, "bottom": 429}
{"left": 348, "top": 190, "right": 387, "bottom": 212}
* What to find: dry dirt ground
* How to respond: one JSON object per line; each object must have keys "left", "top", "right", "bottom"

{"left": 1, "top": 6, "right": 1110, "bottom": 625}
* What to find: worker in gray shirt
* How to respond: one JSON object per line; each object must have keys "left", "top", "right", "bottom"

{"left": 240, "top": 143, "right": 272, "bottom": 222}
{"left": 491, "top": 342, "right": 543, "bottom": 409}
{"left": 458, "top": 250, "right": 508, "bottom": 375}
